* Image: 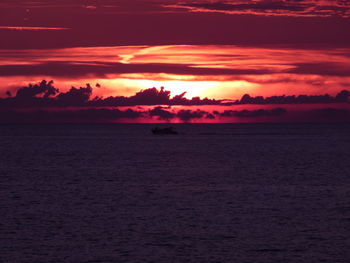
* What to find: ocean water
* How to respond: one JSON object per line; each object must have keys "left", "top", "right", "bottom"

{"left": 1, "top": 123, "right": 350, "bottom": 263}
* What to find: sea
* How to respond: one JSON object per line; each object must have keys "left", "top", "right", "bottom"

{"left": 1, "top": 123, "right": 350, "bottom": 263}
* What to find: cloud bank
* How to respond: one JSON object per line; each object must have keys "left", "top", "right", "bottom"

{"left": 1, "top": 80, "right": 349, "bottom": 108}
{"left": 1, "top": 106, "right": 350, "bottom": 123}
{"left": 0, "top": 80, "right": 349, "bottom": 123}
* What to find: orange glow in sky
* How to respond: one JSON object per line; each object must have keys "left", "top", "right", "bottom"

{"left": 1, "top": 45, "right": 350, "bottom": 100}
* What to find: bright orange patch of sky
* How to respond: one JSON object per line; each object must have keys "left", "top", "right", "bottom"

{"left": 1, "top": 45, "right": 350, "bottom": 100}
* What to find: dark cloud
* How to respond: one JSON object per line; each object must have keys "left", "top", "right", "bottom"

{"left": 1, "top": 82, "right": 94, "bottom": 108}
{"left": 1, "top": 81, "right": 350, "bottom": 109}
{"left": 232, "top": 90, "right": 350, "bottom": 105}
{"left": 2, "top": 106, "right": 348, "bottom": 123}
{"left": 0, "top": 80, "right": 223, "bottom": 108}
{"left": 287, "top": 62, "right": 350, "bottom": 76}
{"left": 56, "top": 85, "right": 93, "bottom": 106}
{"left": 176, "top": 109, "right": 208, "bottom": 122}
{"left": 148, "top": 107, "right": 289, "bottom": 122}
{"left": 1, "top": 60, "right": 350, "bottom": 81}
{"left": 0, "top": 61, "right": 272, "bottom": 78}
{"left": 149, "top": 106, "right": 175, "bottom": 120}
{"left": 131, "top": 87, "right": 171, "bottom": 105}
{"left": 177, "top": 0, "right": 350, "bottom": 18}
{"left": 93, "top": 88, "right": 222, "bottom": 107}
{"left": 2, "top": 60, "right": 350, "bottom": 83}
{"left": 16, "top": 80, "right": 58, "bottom": 99}
{"left": 0, "top": 108, "right": 142, "bottom": 123}
{"left": 0, "top": 102, "right": 349, "bottom": 123}
{"left": 183, "top": 1, "right": 305, "bottom": 12}
{"left": 218, "top": 108, "right": 288, "bottom": 118}
{"left": 148, "top": 106, "right": 288, "bottom": 122}
{"left": 215, "top": 106, "right": 350, "bottom": 123}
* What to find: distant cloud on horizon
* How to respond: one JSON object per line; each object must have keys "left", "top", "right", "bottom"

{"left": 1, "top": 80, "right": 349, "bottom": 108}
{"left": 1, "top": 105, "right": 350, "bottom": 123}
{"left": 0, "top": 79, "right": 349, "bottom": 123}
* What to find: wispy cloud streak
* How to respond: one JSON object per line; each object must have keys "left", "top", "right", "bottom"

{"left": 0, "top": 26, "right": 69, "bottom": 31}
{"left": 169, "top": 0, "right": 350, "bottom": 18}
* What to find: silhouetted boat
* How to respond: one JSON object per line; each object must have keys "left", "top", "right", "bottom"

{"left": 152, "top": 127, "right": 178, "bottom": 135}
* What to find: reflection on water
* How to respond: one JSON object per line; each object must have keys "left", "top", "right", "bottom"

{"left": 1, "top": 123, "right": 350, "bottom": 262}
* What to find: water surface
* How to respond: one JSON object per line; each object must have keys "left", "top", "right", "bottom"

{"left": 1, "top": 123, "right": 350, "bottom": 262}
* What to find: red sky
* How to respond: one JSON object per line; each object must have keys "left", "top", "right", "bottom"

{"left": 0, "top": 0, "right": 349, "bottom": 122}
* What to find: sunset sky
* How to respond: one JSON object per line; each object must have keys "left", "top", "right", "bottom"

{"left": 0, "top": 0, "right": 349, "bottom": 122}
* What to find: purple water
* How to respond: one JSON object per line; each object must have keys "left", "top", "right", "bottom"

{"left": 1, "top": 123, "right": 350, "bottom": 262}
